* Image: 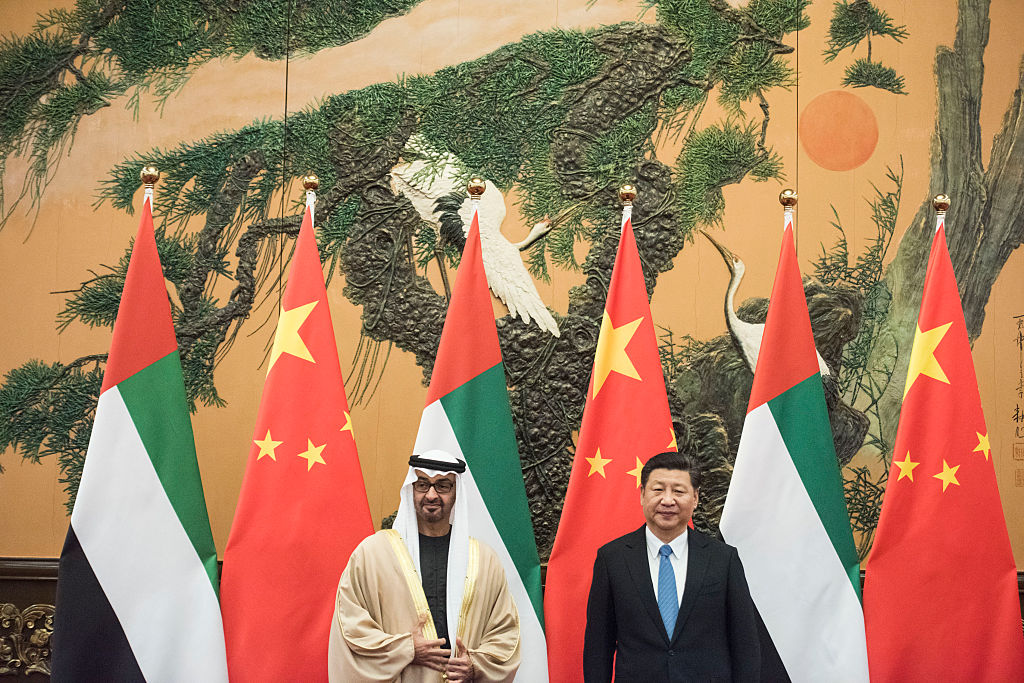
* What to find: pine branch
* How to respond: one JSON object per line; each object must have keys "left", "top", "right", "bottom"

{"left": 842, "top": 58, "right": 908, "bottom": 94}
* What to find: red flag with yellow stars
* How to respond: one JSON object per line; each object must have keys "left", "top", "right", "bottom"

{"left": 544, "top": 215, "right": 676, "bottom": 681}
{"left": 863, "top": 217, "right": 1024, "bottom": 680}
{"left": 220, "top": 204, "right": 373, "bottom": 681}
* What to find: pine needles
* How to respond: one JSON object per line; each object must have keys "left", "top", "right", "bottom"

{"left": 823, "top": 0, "right": 909, "bottom": 95}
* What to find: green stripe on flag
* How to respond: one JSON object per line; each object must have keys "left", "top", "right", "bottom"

{"left": 439, "top": 363, "right": 544, "bottom": 623}
{"left": 117, "top": 351, "right": 220, "bottom": 595}
{"left": 768, "top": 374, "right": 861, "bottom": 598}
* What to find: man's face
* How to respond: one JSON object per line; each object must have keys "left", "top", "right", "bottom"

{"left": 412, "top": 471, "right": 457, "bottom": 525}
{"left": 641, "top": 468, "right": 698, "bottom": 540}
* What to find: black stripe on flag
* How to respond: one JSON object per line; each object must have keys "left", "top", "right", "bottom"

{"left": 51, "top": 527, "right": 145, "bottom": 682}
{"left": 753, "top": 600, "right": 792, "bottom": 683}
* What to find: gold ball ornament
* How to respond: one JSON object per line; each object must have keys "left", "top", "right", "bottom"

{"left": 140, "top": 165, "right": 160, "bottom": 186}
{"left": 467, "top": 177, "right": 486, "bottom": 197}
{"left": 619, "top": 184, "right": 637, "bottom": 205}
{"left": 779, "top": 189, "right": 798, "bottom": 207}
{"left": 302, "top": 174, "right": 320, "bottom": 191}
{"left": 933, "top": 194, "right": 951, "bottom": 213}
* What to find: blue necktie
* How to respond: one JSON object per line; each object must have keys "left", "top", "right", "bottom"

{"left": 658, "top": 544, "right": 678, "bottom": 637}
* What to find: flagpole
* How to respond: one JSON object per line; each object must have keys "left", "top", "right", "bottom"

{"left": 780, "top": 187, "right": 797, "bottom": 231}
{"left": 303, "top": 172, "right": 319, "bottom": 222}
{"left": 619, "top": 183, "right": 635, "bottom": 227}
{"left": 141, "top": 164, "right": 159, "bottom": 209}
{"left": 468, "top": 175, "right": 485, "bottom": 216}
{"left": 933, "top": 193, "right": 949, "bottom": 233}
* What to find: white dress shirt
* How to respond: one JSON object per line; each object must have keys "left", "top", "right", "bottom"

{"left": 645, "top": 526, "right": 688, "bottom": 608}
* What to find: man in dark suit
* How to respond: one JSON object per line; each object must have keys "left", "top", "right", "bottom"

{"left": 583, "top": 451, "right": 761, "bottom": 682}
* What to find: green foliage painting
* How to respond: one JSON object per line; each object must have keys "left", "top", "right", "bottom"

{"left": 0, "top": 0, "right": 428, "bottom": 226}
{"left": 823, "top": 0, "right": 908, "bottom": 94}
{"left": 2, "top": 0, "right": 1023, "bottom": 560}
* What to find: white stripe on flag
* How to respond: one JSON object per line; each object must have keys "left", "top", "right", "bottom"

{"left": 73, "top": 387, "right": 229, "bottom": 682}
{"left": 721, "top": 403, "right": 868, "bottom": 682}
{"left": 415, "top": 400, "right": 549, "bottom": 682}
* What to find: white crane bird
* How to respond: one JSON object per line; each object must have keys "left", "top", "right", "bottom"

{"left": 390, "top": 135, "right": 560, "bottom": 337}
{"left": 700, "top": 229, "right": 831, "bottom": 377}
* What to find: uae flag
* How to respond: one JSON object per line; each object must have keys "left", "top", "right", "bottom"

{"left": 719, "top": 213, "right": 868, "bottom": 681}
{"left": 863, "top": 214, "right": 1024, "bottom": 680}
{"left": 544, "top": 214, "right": 676, "bottom": 682}
{"left": 412, "top": 207, "right": 548, "bottom": 681}
{"left": 51, "top": 194, "right": 229, "bottom": 681}
{"left": 220, "top": 204, "right": 373, "bottom": 680}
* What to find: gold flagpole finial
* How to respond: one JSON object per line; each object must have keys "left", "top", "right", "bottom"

{"left": 140, "top": 165, "right": 160, "bottom": 190}
{"left": 779, "top": 189, "right": 798, "bottom": 208}
{"left": 933, "top": 194, "right": 950, "bottom": 215}
{"left": 467, "top": 177, "right": 486, "bottom": 197}
{"left": 619, "top": 184, "right": 637, "bottom": 206}
{"left": 303, "top": 173, "right": 319, "bottom": 210}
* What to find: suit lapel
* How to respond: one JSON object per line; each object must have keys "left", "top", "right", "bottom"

{"left": 623, "top": 526, "right": 671, "bottom": 644}
{"left": 672, "top": 529, "right": 709, "bottom": 643}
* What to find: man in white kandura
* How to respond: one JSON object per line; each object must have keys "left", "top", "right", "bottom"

{"left": 329, "top": 450, "right": 521, "bottom": 682}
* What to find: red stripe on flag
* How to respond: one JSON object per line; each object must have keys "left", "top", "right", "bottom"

{"left": 746, "top": 222, "right": 819, "bottom": 409}
{"left": 101, "top": 197, "right": 177, "bottom": 392}
{"left": 425, "top": 210, "right": 502, "bottom": 403}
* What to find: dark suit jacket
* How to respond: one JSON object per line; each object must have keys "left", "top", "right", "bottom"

{"left": 583, "top": 526, "right": 760, "bottom": 683}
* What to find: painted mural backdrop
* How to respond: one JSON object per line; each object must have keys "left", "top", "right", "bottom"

{"left": 1, "top": 0, "right": 1023, "bottom": 561}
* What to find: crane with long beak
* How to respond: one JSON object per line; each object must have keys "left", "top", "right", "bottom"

{"left": 699, "top": 228, "right": 831, "bottom": 377}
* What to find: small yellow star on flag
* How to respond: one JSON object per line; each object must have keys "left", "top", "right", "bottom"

{"left": 892, "top": 452, "right": 920, "bottom": 482}
{"left": 586, "top": 449, "right": 612, "bottom": 477}
{"left": 268, "top": 300, "right": 318, "bottom": 372}
{"left": 667, "top": 429, "right": 677, "bottom": 451}
{"left": 340, "top": 411, "right": 354, "bottom": 437}
{"left": 296, "top": 439, "right": 327, "bottom": 471}
{"left": 592, "top": 312, "right": 643, "bottom": 397}
{"left": 626, "top": 457, "right": 644, "bottom": 488}
{"left": 254, "top": 430, "right": 283, "bottom": 461}
{"left": 933, "top": 459, "right": 960, "bottom": 492}
{"left": 973, "top": 432, "right": 990, "bottom": 461}
{"left": 903, "top": 321, "right": 952, "bottom": 398}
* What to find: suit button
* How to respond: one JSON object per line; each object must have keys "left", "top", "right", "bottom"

{"left": 668, "top": 650, "right": 675, "bottom": 656}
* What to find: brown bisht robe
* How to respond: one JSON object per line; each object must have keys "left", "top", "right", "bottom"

{"left": 328, "top": 529, "right": 521, "bottom": 682}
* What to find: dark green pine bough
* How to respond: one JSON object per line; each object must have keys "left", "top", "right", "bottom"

{"left": 823, "top": 0, "right": 909, "bottom": 94}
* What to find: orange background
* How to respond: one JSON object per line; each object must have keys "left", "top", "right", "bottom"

{"left": 2, "top": 0, "right": 1023, "bottom": 567}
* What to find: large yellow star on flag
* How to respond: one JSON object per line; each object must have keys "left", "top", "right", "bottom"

{"left": 973, "top": 432, "right": 990, "bottom": 461}
{"left": 254, "top": 430, "right": 283, "bottom": 461}
{"left": 933, "top": 459, "right": 960, "bottom": 492}
{"left": 892, "top": 452, "right": 920, "bottom": 482}
{"left": 626, "top": 457, "right": 644, "bottom": 488}
{"left": 586, "top": 449, "right": 612, "bottom": 477}
{"left": 268, "top": 300, "right": 318, "bottom": 372}
{"left": 340, "top": 411, "right": 354, "bottom": 437}
{"left": 903, "top": 321, "right": 952, "bottom": 398}
{"left": 592, "top": 312, "right": 643, "bottom": 397}
{"left": 667, "top": 429, "right": 677, "bottom": 451}
{"left": 297, "top": 439, "right": 327, "bottom": 471}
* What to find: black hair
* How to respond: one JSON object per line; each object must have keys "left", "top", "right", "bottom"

{"left": 640, "top": 451, "right": 702, "bottom": 490}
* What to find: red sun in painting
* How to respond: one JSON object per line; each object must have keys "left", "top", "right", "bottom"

{"left": 799, "top": 90, "right": 879, "bottom": 171}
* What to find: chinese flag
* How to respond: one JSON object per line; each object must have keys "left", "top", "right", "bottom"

{"left": 863, "top": 217, "right": 1024, "bottom": 680}
{"left": 545, "top": 216, "right": 676, "bottom": 681}
{"left": 220, "top": 205, "right": 373, "bottom": 681}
